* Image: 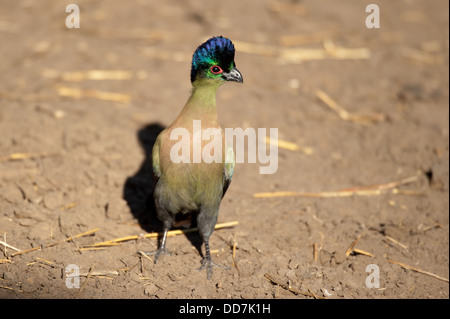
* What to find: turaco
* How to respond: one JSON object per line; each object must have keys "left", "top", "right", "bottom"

{"left": 148, "top": 36, "right": 243, "bottom": 279}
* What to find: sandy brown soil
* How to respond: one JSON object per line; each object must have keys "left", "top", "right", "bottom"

{"left": 0, "top": 0, "right": 448, "bottom": 299}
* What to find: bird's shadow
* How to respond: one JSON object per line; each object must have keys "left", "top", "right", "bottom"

{"left": 122, "top": 123, "right": 204, "bottom": 257}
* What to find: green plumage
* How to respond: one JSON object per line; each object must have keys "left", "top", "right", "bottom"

{"left": 149, "top": 36, "right": 243, "bottom": 279}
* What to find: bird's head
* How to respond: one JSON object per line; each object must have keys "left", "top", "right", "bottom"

{"left": 190, "top": 36, "right": 243, "bottom": 85}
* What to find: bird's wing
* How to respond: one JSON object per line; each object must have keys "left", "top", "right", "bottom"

{"left": 152, "top": 134, "right": 162, "bottom": 179}
{"left": 223, "top": 144, "right": 235, "bottom": 196}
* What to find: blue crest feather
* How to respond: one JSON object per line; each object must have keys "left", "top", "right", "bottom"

{"left": 191, "top": 36, "right": 236, "bottom": 82}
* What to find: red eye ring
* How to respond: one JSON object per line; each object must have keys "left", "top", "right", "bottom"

{"left": 210, "top": 65, "right": 223, "bottom": 74}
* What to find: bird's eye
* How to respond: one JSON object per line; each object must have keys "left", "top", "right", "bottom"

{"left": 210, "top": 65, "right": 223, "bottom": 74}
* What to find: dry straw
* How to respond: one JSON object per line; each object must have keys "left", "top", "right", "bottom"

{"left": 254, "top": 171, "right": 424, "bottom": 199}
{"left": 81, "top": 221, "right": 238, "bottom": 249}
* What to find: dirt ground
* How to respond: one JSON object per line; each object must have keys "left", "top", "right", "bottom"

{"left": 0, "top": 0, "right": 448, "bottom": 299}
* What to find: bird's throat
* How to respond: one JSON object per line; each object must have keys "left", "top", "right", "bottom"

{"left": 180, "top": 79, "right": 222, "bottom": 120}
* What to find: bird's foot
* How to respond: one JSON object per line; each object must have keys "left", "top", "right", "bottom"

{"left": 142, "top": 248, "right": 172, "bottom": 264}
{"left": 197, "top": 257, "right": 230, "bottom": 280}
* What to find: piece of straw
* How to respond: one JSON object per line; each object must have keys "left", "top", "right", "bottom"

{"left": 345, "top": 233, "right": 363, "bottom": 257}
{"left": 11, "top": 246, "right": 42, "bottom": 257}
{"left": 11, "top": 228, "right": 100, "bottom": 257}
{"left": 316, "top": 89, "right": 385, "bottom": 125}
{"left": 138, "top": 251, "right": 154, "bottom": 263}
{"left": 0, "top": 152, "right": 57, "bottom": 163}
{"left": 387, "top": 259, "right": 449, "bottom": 283}
{"left": 43, "top": 70, "right": 133, "bottom": 82}
{"left": 76, "top": 264, "right": 95, "bottom": 298}
{"left": 0, "top": 240, "right": 21, "bottom": 252}
{"left": 57, "top": 87, "right": 131, "bottom": 103}
{"left": 232, "top": 40, "right": 370, "bottom": 64}
{"left": 384, "top": 236, "right": 408, "bottom": 250}
{"left": 254, "top": 172, "right": 423, "bottom": 199}
{"left": 232, "top": 237, "right": 237, "bottom": 268}
{"left": 265, "top": 136, "right": 314, "bottom": 154}
{"left": 280, "top": 31, "right": 336, "bottom": 47}
{"left": 82, "top": 221, "right": 238, "bottom": 248}
{"left": 313, "top": 243, "right": 319, "bottom": 262}
{"left": 45, "top": 228, "right": 99, "bottom": 248}
{"left": 352, "top": 248, "right": 375, "bottom": 257}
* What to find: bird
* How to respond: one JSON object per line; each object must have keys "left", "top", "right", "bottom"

{"left": 148, "top": 36, "right": 243, "bottom": 279}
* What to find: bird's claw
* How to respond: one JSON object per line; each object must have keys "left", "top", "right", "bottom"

{"left": 142, "top": 248, "right": 172, "bottom": 264}
{"left": 197, "top": 258, "right": 230, "bottom": 280}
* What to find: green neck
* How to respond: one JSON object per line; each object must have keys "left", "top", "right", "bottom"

{"left": 180, "top": 78, "right": 224, "bottom": 119}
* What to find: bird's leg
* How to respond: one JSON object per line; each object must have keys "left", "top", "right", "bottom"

{"left": 198, "top": 239, "right": 229, "bottom": 280}
{"left": 143, "top": 227, "right": 172, "bottom": 263}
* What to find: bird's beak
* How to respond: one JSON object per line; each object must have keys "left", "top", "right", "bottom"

{"left": 223, "top": 68, "right": 243, "bottom": 83}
